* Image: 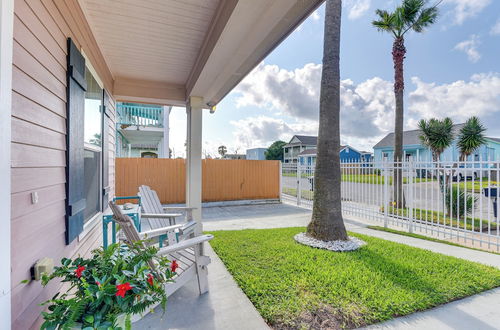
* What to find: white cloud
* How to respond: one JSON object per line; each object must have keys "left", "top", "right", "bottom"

{"left": 345, "top": 0, "right": 371, "bottom": 20}
{"left": 230, "top": 116, "right": 318, "bottom": 150}
{"left": 443, "top": 0, "right": 491, "bottom": 25}
{"left": 454, "top": 34, "right": 481, "bottom": 63}
{"left": 233, "top": 62, "right": 395, "bottom": 150}
{"left": 491, "top": 19, "right": 500, "bottom": 35}
{"left": 408, "top": 73, "right": 500, "bottom": 122}
{"left": 232, "top": 62, "right": 500, "bottom": 152}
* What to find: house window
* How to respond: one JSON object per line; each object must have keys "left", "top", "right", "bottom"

{"left": 83, "top": 66, "right": 103, "bottom": 223}
{"left": 141, "top": 151, "right": 158, "bottom": 158}
{"left": 383, "top": 152, "right": 389, "bottom": 159}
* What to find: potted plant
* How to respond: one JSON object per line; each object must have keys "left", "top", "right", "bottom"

{"left": 40, "top": 241, "right": 179, "bottom": 329}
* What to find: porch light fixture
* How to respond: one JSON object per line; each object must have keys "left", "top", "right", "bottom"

{"left": 207, "top": 102, "right": 216, "bottom": 114}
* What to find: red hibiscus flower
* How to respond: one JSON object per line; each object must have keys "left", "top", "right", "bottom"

{"left": 115, "top": 282, "right": 133, "bottom": 298}
{"left": 74, "top": 265, "right": 85, "bottom": 278}
{"left": 171, "top": 260, "right": 179, "bottom": 273}
{"left": 95, "top": 281, "right": 100, "bottom": 286}
{"left": 147, "top": 274, "right": 154, "bottom": 286}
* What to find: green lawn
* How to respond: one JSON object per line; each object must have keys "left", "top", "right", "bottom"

{"left": 386, "top": 206, "right": 490, "bottom": 232}
{"left": 453, "top": 180, "right": 498, "bottom": 193}
{"left": 342, "top": 174, "right": 433, "bottom": 185}
{"left": 209, "top": 227, "right": 500, "bottom": 329}
{"left": 283, "top": 173, "right": 434, "bottom": 185}
{"left": 282, "top": 187, "right": 314, "bottom": 200}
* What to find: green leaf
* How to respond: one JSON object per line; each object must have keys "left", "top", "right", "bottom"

{"left": 84, "top": 315, "right": 94, "bottom": 323}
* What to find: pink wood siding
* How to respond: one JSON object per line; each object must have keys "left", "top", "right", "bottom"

{"left": 11, "top": 0, "right": 115, "bottom": 328}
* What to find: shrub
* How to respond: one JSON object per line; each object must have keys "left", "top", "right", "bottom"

{"left": 444, "top": 187, "right": 477, "bottom": 218}
{"left": 40, "top": 241, "right": 177, "bottom": 329}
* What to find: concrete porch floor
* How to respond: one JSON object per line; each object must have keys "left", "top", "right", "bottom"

{"left": 136, "top": 202, "right": 500, "bottom": 329}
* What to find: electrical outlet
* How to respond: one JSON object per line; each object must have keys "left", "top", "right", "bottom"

{"left": 31, "top": 191, "right": 38, "bottom": 204}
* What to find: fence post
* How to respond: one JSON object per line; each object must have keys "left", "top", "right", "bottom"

{"left": 279, "top": 161, "right": 283, "bottom": 203}
{"left": 408, "top": 160, "right": 414, "bottom": 233}
{"left": 383, "top": 162, "right": 389, "bottom": 228}
{"left": 297, "top": 163, "right": 302, "bottom": 206}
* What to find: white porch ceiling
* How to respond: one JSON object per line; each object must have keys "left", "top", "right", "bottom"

{"left": 79, "top": 0, "right": 323, "bottom": 106}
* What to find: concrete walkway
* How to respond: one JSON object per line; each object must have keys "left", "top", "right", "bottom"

{"left": 135, "top": 243, "right": 270, "bottom": 330}
{"left": 363, "top": 287, "right": 500, "bottom": 330}
{"left": 137, "top": 203, "right": 500, "bottom": 329}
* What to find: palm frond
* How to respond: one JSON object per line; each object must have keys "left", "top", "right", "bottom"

{"left": 372, "top": 9, "right": 396, "bottom": 32}
{"left": 412, "top": 6, "right": 439, "bottom": 32}
{"left": 418, "top": 117, "right": 454, "bottom": 159}
{"left": 402, "top": 0, "right": 425, "bottom": 23}
{"left": 457, "top": 116, "right": 487, "bottom": 159}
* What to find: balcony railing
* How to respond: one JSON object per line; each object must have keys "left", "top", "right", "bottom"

{"left": 117, "top": 103, "right": 164, "bottom": 127}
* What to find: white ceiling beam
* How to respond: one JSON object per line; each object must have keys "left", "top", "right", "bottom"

{"left": 113, "top": 77, "right": 186, "bottom": 106}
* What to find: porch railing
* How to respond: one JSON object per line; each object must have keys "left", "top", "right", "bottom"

{"left": 282, "top": 159, "right": 500, "bottom": 251}
{"left": 116, "top": 104, "right": 164, "bottom": 127}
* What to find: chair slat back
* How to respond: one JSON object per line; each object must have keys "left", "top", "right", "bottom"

{"left": 139, "top": 185, "right": 173, "bottom": 229}
{"left": 109, "top": 202, "right": 158, "bottom": 272}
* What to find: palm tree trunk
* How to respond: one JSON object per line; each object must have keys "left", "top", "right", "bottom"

{"left": 392, "top": 37, "right": 406, "bottom": 209}
{"left": 307, "top": 0, "right": 348, "bottom": 241}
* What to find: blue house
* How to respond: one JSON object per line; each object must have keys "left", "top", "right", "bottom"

{"left": 298, "top": 146, "right": 373, "bottom": 166}
{"left": 246, "top": 148, "right": 267, "bottom": 160}
{"left": 373, "top": 124, "right": 500, "bottom": 162}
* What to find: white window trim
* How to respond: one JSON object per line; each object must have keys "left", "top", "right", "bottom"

{"left": 78, "top": 212, "right": 102, "bottom": 241}
{"left": 81, "top": 57, "right": 105, "bottom": 234}
{"left": 0, "top": 0, "right": 13, "bottom": 326}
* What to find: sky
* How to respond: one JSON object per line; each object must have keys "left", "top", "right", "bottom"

{"left": 168, "top": 0, "right": 500, "bottom": 159}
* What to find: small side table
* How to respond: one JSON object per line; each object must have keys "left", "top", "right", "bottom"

{"left": 102, "top": 196, "right": 141, "bottom": 249}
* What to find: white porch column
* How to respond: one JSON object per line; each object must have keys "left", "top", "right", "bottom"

{"left": 161, "top": 106, "right": 170, "bottom": 158}
{"left": 186, "top": 96, "right": 204, "bottom": 234}
{"left": 0, "top": 0, "right": 13, "bottom": 326}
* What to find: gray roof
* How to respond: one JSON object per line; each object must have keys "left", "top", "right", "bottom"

{"left": 487, "top": 137, "right": 500, "bottom": 144}
{"left": 290, "top": 135, "right": 317, "bottom": 145}
{"left": 374, "top": 124, "right": 466, "bottom": 149}
{"left": 298, "top": 148, "right": 317, "bottom": 156}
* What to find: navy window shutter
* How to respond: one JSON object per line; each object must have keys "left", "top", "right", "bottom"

{"left": 102, "top": 90, "right": 111, "bottom": 208}
{"left": 66, "top": 38, "right": 87, "bottom": 244}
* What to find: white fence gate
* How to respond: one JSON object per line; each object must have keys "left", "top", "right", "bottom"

{"left": 282, "top": 160, "right": 500, "bottom": 250}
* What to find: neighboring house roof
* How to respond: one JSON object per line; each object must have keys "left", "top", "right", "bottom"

{"left": 486, "top": 137, "right": 500, "bottom": 144}
{"left": 286, "top": 135, "right": 318, "bottom": 146}
{"left": 299, "top": 148, "right": 317, "bottom": 156}
{"left": 374, "top": 124, "right": 466, "bottom": 149}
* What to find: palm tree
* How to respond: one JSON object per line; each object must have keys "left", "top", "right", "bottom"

{"left": 218, "top": 145, "right": 227, "bottom": 158}
{"left": 418, "top": 118, "right": 454, "bottom": 161}
{"left": 457, "top": 116, "right": 486, "bottom": 161}
{"left": 306, "top": 0, "right": 348, "bottom": 241}
{"left": 372, "top": 0, "right": 439, "bottom": 208}
{"left": 419, "top": 117, "right": 453, "bottom": 192}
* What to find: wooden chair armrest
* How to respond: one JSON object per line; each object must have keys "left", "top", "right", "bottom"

{"left": 139, "top": 224, "right": 184, "bottom": 239}
{"left": 157, "top": 234, "right": 214, "bottom": 255}
{"left": 162, "top": 207, "right": 196, "bottom": 221}
{"left": 179, "top": 220, "right": 197, "bottom": 236}
{"left": 141, "top": 213, "right": 182, "bottom": 219}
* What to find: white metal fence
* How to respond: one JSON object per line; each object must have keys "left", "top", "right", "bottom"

{"left": 282, "top": 159, "right": 500, "bottom": 250}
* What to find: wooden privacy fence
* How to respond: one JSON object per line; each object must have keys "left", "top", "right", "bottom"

{"left": 115, "top": 158, "right": 280, "bottom": 204}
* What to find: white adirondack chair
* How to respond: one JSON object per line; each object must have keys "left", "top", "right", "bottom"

{"left": 139, "top": 185, "right": 196, "bottom": 233}
{"left": 108, "top": 202, "right": 213, "bottom": 297}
